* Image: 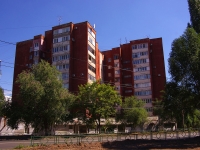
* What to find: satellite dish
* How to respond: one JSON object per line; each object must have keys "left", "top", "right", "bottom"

{"left": 93, "top": 24, "right": 95, "bottom": 29}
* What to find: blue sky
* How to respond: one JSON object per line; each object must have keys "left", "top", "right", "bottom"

{"left": 0, "top": 0, "right": 190, "bottom": 96}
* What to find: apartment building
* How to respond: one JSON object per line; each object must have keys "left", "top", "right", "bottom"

{"left": 12, "top": 21, "right": 102, "bottom": 101}
{"left": 12, "top": 21, "right": 166, "bottom": 116}
{"left": 102, "top": 38, "right": 166, "bottom": 115}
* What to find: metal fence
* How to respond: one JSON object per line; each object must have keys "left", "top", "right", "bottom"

{"left": 30, "top": 128, "right": 200, "bottom": 146}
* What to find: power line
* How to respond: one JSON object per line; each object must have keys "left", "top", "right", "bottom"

{"left": 0, "top": 25, "right": 53, "bottom": 30}
{"left": 0, "top": 40, "right": 152, "bottom": 75}
{"left": 0, "top": 40, "right": 16, "bottom": 45}
{"left": 1, "top": 64, "right": 14, "bottom": 68}
{"left": 0, "top": 39, "right": 167, "bottom": 91}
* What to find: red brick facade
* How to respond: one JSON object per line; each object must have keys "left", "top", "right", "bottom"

{"left": 12, "top": 21, "right": 100, "bottom": 100}
{"left": 102, "top": 38, "right": 166, "bottom": 114}
{"left": 12, "top": 22, "right": 166, "bottom": 115}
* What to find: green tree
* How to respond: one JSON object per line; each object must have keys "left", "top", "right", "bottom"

{"left": 0, "top": 87, "right": 5, "bottom": 117}
{"left": 76, "top": 81, "right": 122, "bottom": 133}
{"left": 168, "top": 27, "right": 200, "bottom": 108}
{"left": 3, "top": 60, "right": 75, "bottom": 135}
{"left": 188, "top": 0, "right": 200, "bottom": 33}
{"left": 117, "top": 96, "right": 147, "bottom": 130}
{"left": 162, "top": 82, "right": 196, "bottom": 129}
{"left": 0, "top": 87, "right": 4, "bottom": 101}
{"left": 163, "top": 7, "right": 200, "bottom": 128}
{"left": 152, "top": 98, "right": 164, "bottom": 128}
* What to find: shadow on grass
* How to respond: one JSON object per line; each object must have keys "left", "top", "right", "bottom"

{"left": 102, "top": 136, "right": 200, "bottom": 149}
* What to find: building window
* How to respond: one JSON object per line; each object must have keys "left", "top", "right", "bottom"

{"left": 134, "top": 90, "right": 152, "bottom": 96}
{"left": 133, "top": 58, "right": 149, "bottom": 64}
{"left": 114, "top": 55, "right": 119, "bottom": 60}
{"left": 115, "top": 78, "right": 120, "bottom": 82}
{"left": 53, "top": 54, "right": 70, "bottom": 62}
{"left": 134, "top": 66, "right": 149, "bottom": 72}
{"left": 88, "top": 55, "right": 96, "bottom": 64}
{"left": 132, "top": 43, "right": 148, "bottom": 50}
{"left": 29, "top": 55, "right": 32, "bottom": 59}
{"left": 146, "top": 107, "right": 152, "bottom": 112}
{"left": 34, "top": 43, "right": 39, "bottom": 47}
{"left": 62, "top": 73, "right": 69, "bottom": 80}
{"left": 88, "top": 64, "right": 96, "bottom": 73}
{"left": 123, "top": 60, "right": 130, "bottom": 64}
{"left": 88, "top": 36, "right": 95, "bottom": 46}
{"left": 62, "top": 36, "right": 69, "bottom": 41}
{"left": 88, "top": 44, "right": 95, "bottom": 55}
{"left": 124, "top": 75, "right": 131, "bottom": 78}
{"left": 123, "top": 68, "right": 131, "bottom": 71}
{"left": 53, "top": 30, "right": 58, "bottom": 35}
{"left": 132, "top": 51, "right": 148, "bottom": 58}
{"left": 142, "top": 99, "right": 152, "bottom": 103}
{"left": 63, "top": 27, "right": 70, "bottom": 33}
{"left": 63, "top": 83, "right": 69, "bottom": 89}
{"left": 115, "top": 70, "right": 120, "bottom": 75}
{"left": 53, "top": 38, "right": 58, "bottom": 43}
{"left": 56, "top": 64, "right": 69, "bottom": 70}
{"left": 88, "top": 73, "right": 96, "bottom": 81}
{"left": 115, "top": 86, "right": 120, "bottom": 90}
{"left": 114, "top": 62, "right": 119, "bottom": 67}
{"left": 34, "top": 60, "right": 38, "bottom": 64}
{"left": 34, "top": 51, "right": 38, "bottom": 56}
{"left": 108, "top": 58, "right": 111, "bottom": 62}
{"left": 108, "top": 65, "right": 112, "bottom": 69}
{"left": 88, "top": 28, "right": 95, "bottom": 38}
{"left": 63, "top": 45, "right": 70, "bottom": 51}
{"left": 125, "top": 90, "right": 132, "bottom": 93}
{"left": 53, "top": 45, "right": 70, "bottom": 53}
{"left": 134, "top": 82, "right": 151, "bottom": 88}
{"left": 134, "top": 74, "right": 151, "bottom": 80}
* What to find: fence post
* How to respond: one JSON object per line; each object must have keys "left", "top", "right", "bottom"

{"left": 31, "top": 136, "right": 33, "bottom": 146}
{"left": 164, "top": 132, "right": 167, "bottom": 140}
{"left": 150, "top": 131, "right": 153, "bottom": 140}
{"left": 188, "top": 129, "right": 191, "bottom": 139}
{"left": 198, "top": 128, "right": 200, "bottom": 136}
{"left": 117, "top": 132, "right": 121, "bottom": 141}
{"left": 98, "top": 134, "right": 101, "bottom": 142}
{"left": 176, "top": 130, "right": 179, "bottom": 139}
{"left": 76, "top": 134, "right": 79, "bottom": 144}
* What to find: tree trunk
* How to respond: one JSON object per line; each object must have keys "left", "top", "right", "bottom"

{"left": 44, "top": 121, "right": 49, "bottom": 136}
{"left": 98, "top": 118, "right": 101, "bottom": 134}
{"left": 182, "top": 110, "right": 185, "bottom": 131}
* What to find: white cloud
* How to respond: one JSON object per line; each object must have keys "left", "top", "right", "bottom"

{"left": 4, "top": 90, "right": 12, "bottom": 96}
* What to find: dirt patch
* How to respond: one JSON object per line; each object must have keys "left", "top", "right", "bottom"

{"left": 20, "top": 137, "right": 200, "bottom": 150}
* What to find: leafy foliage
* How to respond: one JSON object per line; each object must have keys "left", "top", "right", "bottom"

{"left": 3, "top": 60, "right": 75, "bottom": 135}
{"left": 75, "top": 81, "right": 122, "bottom": 132}
{"left": 162, "top": 82, "right": 197, "bottom": 128}
{"left": 168, "top": 28, "right": 200, "bottom": 105}
{"left": 0, "top": 87, "right": 4, "bottom": 101}
{"left": 188, "top": 0, "right": 200, "bottom": 33}
{"left": 0, "top": 87, "right": 5, "bottom": 117}
{"left": 163, "top": 27, "right": 200, "bottom": 128}
{"left": 116, "top": 96, "right": 147, "bottom": 129}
